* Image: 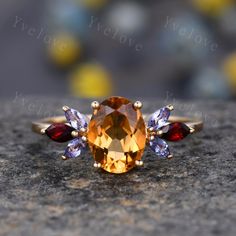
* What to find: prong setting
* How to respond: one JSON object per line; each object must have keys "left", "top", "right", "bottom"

{"left": 189, "top": 127, "right": 195, "bottom": 134}
{"left": 167, "top": 154, "right": 173, "bottom": 159}
{"left": 61, "top": 155, "right": 68, "bottom": 160}
{"left": 40, "top": 128, "right": 46, "bottom": 135}
{"left": 135, "top": 160, "right": 144, "bottom": 166}
{"left": 166, "top": 104, "right": 174, "bottom": 111}
{"left": 91, "top": 101, "right": 100, "bottom": 110}
{"left": 147, "top": 127, "right": 154, "bottom": 132}
{"left": 71, "top": 130, "right": 79, "bottom": 138}
{"left": 94, "top": 162, "right": 101, "bottom": 168}
{"left": 81, "top": 136, "right": 87, "bottom": 142}
{"left": 134, "top": 101, "right": 143, "bottom": 109}
{"left": 62, "top": 106, "right": 70, "bottom": 112}
{"left": 156, "top": 130, "right": 163, "bottom": 136}
{"left": 149, "top": 135, "right": 155, "bottom": 141}
{"left": 80, "top": 127, "right": 87, "bottom": 133}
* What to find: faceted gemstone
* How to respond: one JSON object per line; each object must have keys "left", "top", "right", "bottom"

{"left": 45, "top": 123, "right": 75, "bottom": 142}
{"left": 148, "top": 107, "right": 170, "bottom": 130}
{"left": 64, "top": 138, "right": 87, "bottom": 158}
{"left": 87, "top": 96, "right": 146, "bottom": 174}
{"left": 162, "top": 122, "right": 190, "bottom": 142}
{"left": 149, "top": 138, "right": 170, "bottom": 158}
{"left": 65, "top": 108, "right": 88, "bottom": 130}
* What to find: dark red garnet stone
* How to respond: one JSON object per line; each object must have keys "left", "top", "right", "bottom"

{"left": 162, "top": 122, "right": 190, "bottom": 142}
{"left": 45, "top": 123, "right": 75, "bottom": 143}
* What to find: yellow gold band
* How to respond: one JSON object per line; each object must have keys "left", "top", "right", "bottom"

{"left": 32, "top": 115, "right": 203, "bottom": 134}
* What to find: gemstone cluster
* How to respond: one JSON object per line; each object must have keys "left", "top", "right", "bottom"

{"left": 45, "top": 96, "right": 192, "bottom": 174}
{"left": 46, "top": 107, "right": 88, "bottom": 158}
{"left": 147, "top": 106, "right": 191, "bottom": 159}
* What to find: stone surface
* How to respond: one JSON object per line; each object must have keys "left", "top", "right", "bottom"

{"left": 88, "top": 97, "right": 146, "bottom": 174}
{"left": 0, "top": 97, "right": 236, "bottom": 236}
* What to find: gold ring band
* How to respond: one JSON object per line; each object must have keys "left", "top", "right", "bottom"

{"left": 32, "top": 115, "right": 203, "bottom": 135}
{"left": 31, "top": 96, "right": 203, "bottom": 174}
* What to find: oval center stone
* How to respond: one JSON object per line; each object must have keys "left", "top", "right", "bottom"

{"left": 87, "top": 97, "right": 146, "bottom": 174}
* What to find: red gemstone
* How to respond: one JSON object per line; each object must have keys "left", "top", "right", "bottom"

{"left": 162, "top": 122, "right": 190, "bottom": 142}
{"left": 45, "top": 123, "right": 75, "bottom": 142}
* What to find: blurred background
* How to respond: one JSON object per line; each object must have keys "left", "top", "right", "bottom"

{"left": 1, "top": 0, "right": 236, "bottom": 100}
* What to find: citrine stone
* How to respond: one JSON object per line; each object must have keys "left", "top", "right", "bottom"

{"left": 87, "top": 97, "right": 146, "bottom": 174}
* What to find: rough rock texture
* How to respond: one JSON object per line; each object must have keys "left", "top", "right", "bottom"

{"left": 0, "top": 96, "right": 236, "bottom": 236}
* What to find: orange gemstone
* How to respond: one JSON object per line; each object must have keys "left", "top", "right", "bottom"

{"left": 87, "top": 97, "right": 146, "bottom": 174}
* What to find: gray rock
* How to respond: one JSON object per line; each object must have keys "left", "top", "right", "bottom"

{"left": 0, "top": 97, "right": 235, "bottom": 236}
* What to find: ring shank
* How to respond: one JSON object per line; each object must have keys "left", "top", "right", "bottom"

{"left": 32, "top": 115, "right": 203, "bottom": 134}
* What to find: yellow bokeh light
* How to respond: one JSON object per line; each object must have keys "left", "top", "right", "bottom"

{"left": 223, "top": 53, "right": 236, "bottom": 92}
{"left": 78, "top": 0, "right": 108, "bottom": 10}
{"left": 48, "top": 33, "right": 81, "bottom": 67}
{"left": 69, "top": 63, "right": 113, "bottom": 98}
{"left": 192, "top": 0, "right": 234, "bottom": 17}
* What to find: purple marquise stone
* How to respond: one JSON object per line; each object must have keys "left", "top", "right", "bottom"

{"left": 64, "top": 138, "right": 86, "bottom": 158}
{"left": 148, "top": 107, "right": 170, "bottom": 130}
{"left": 65, "top": 108, "right": 88, "bottom": 130}
{"left": 149, "top": 138, "right": 170, "bottom": 158}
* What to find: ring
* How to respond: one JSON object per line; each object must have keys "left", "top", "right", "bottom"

{"left": 32, "top": 96, "right": 203, "bottom": 174}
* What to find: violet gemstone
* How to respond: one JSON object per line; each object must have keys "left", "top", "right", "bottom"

{"left": 162, "top": 122, "right": 190, "bottom": 142}
{"left": 65, "top": 108, "right": 88, "bottom": 130}
{"left": 45, "top": 123, "right": 75, "bottom": 143}
{"left": 64, "top": 138, "right": 87, "bottom": 158}
{"left": 149, "top": 138, "right": 170, "bottom": 158}
{"left": 148, "top": 107, "right": 170, "bottom": 130}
